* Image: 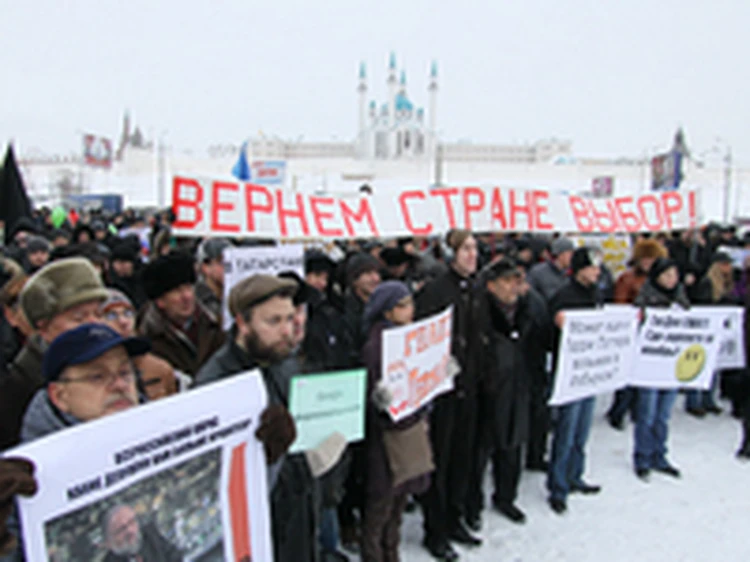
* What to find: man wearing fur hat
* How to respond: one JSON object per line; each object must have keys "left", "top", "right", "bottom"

{"left": 607, "top": 239, "right": 668, "bottom": 429}
{"left": 0, "top": 257, "right": 109, "bottom": 450}
{"left": 138, "top": 252, "right": 225, "bottom": 378}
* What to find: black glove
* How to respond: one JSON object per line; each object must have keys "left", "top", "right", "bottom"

{"left": 255, "top": 405, "right": 297, "bottom": 465}
{"left": 0, "top": 458, "right": 38, "bottom": 556}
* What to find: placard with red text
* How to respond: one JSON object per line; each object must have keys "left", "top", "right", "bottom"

{"left": 381, "top": 307, "right": 453, "bottom": 422}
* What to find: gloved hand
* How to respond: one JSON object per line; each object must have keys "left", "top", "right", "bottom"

{"left": 0, "top": 458, "right": 38, "bottom": 556}
{"left": 255, "top": 405, "right": 297, "bottom": 465}
{"left": 371, "top": 381, "right": 394, "bottom": 412}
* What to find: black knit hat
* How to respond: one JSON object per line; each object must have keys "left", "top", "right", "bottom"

{"left": 648, "top": 258, "right": 678, "bottom": 284}
{"left": 571, "top": 247, "right": 602, "bottom": 274}
{"left": 142, "top": 252, "right": 196, "bottom": 300}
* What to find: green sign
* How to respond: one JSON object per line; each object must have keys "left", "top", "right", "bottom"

{"left": 288, "top": 369, "right": 367, "bottom": 453}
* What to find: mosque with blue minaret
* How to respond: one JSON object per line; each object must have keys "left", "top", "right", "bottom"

{"left": 357, "top": 53, "right": 438, "bottom": 160}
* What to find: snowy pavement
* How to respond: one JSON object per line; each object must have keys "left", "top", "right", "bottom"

{"left": 397, "top": 394, "right": 750, "bottom": 562}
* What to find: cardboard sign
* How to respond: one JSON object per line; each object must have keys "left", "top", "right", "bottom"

{"left": 381, "top": 307, "right": 454, "bottom": 421}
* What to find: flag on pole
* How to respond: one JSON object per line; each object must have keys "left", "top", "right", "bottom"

{"left": 232, "top": 142, "right": 251, "bottom": 181}
{"left": 0, "top": 145, "right": 34, "bottom": 245}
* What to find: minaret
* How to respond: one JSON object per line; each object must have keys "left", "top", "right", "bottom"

{"left": 428, "top": 61, "right": 438, "bottom": 157}
{"left": 358, "top": 61, "right": 368, "bottom": 157}
{"left": 387, "top": 52, "right": 398, "bottom": 128}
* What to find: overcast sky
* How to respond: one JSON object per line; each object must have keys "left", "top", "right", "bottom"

{"left": 1, "top": 0, "right": 747, "bottom": 164}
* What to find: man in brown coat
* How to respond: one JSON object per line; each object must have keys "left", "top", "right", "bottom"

{"left": 138, "top": 252, "right": 225, "bottom": 378}
{"left": 0, "top": 257, "right": 109, "bottom": 450}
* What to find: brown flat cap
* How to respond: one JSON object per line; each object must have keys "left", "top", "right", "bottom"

{"left": 228, "top": 274, "right": 298, "bottom": 319}
{"left": 20, "top": 257, "right": 109, "bottom": 328}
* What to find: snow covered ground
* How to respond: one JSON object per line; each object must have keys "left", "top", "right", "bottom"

{"left": 397, "top": 393, "right": 750, "bottom": 562}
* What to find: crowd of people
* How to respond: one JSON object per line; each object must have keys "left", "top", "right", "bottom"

{"left": 1, "top": 206, "right": 750, "bottom": 562}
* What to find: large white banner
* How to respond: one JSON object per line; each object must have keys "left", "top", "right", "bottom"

{"left": 631, "top": 308, "right": 724, "bottom": 389}
{"left": 222, "top": 244, "right": 305, "bottom": 329}
{"left": 7, "top": 371, "right": 272, "bottom": 562}
{"left": 381, "top": 307, "right": 454, "bottom": 421}
{"left": 171, "top": 176, "right": 698, "bottom": 238}
{"left": 549, "top": 308, "right": 639, "bottom": 406}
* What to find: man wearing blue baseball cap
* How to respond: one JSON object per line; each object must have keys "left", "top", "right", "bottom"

{"left": 22, "top": 323, "right": 150, "bottom": 442}
{"left": 1, "top": 324, "right": 150, "bottom": 561}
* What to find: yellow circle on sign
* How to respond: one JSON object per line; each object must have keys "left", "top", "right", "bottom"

{"left": 675, "top": 344, "right": 706, "bottom": 382}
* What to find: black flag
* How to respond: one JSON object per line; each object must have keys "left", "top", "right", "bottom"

{"left": 0, "top": 145, "right": 34, "bottom": 245}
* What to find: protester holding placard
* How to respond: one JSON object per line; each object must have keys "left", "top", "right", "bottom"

{"left": 607, "top": 239, "right": 668, "bottom": 430}
{"left": 632, "top": 258, "right": 691, "bottom": 480}
{"left": 360, "top": 281, "right": 433, "bottom": 562}
{"left": 546, "top": 247, "right": 604, "bottom": 514}
{"left": 415, "top": 229, "right": 481, "bottom": 559}
{"left": 195, "top": 274, "right": 317, "bottom": 562}
{"left": 685, "top": 252, "right": 736, "bottom": 417}
{"left": 466, "top": 258, "right": 542, "bottom": 527}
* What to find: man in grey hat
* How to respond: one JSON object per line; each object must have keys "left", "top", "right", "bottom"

{"left": 526, "top": 236, "right": 575, "bottom": 302}
{"left": 0, "top": 257, "right": 109, "bottom": 450}
{"left": 195, "top": 238, "right": 232, "bottom": 319}
{"left": 196, "top": 274, "right": 317, "bottom": 562}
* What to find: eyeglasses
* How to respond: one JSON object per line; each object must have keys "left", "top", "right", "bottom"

{"left": 58, "top": 368, "right": 137, "bottom": 388}
{"left": 104, "top": 309, "right": 135, "bottom": 322}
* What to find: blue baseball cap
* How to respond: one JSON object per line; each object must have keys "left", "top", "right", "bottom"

{"left": 43, "top": 324, "right": 151, "bottom": 383}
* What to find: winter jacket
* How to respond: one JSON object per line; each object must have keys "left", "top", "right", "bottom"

{"left": 667, "top": 239, "right": 711, "bottom": 281}
{"left": 343, "top": 291, "right": 367, "bottom": 361}
{"left": 548, "top": 278, "right": 601, "bottom": 374}
{"left": 195, "top": 338, "right": 319, "bottom": 562}
{"left": 138, "top": 300, "right": 225, "bottom": 378}
{"left": 195, "top": 279, "right": 223, "bottom": 320}
{"left": 633, "top": 280, "right": 690, "bottom": 310}
{"left": 690, "top": 275, "right": 739, "bottom": 306}
{"left": 476, "top": 292, "right": 538, "bottom": 449}
{"left": 361, "top": 321, "right": 431, "bottom": 499}
{"left": 301, "top": 288, "right": 355, "bottom": 372}
{"left": 108, "top": 271, "right": 148, "bottom": 312}
{"left": 614, "top": 267, "right": 649, "bottom": 304}
{"left": 527, "top": 260, "right": 569, "bottom": 302}
{"left": 0, "top": 336, "right": 46, "bottom": 451}
{"left": 415, "top": 267, "right": 479, "bottom": 397}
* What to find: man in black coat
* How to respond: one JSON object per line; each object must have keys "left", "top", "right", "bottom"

{"left": 546, "top": 247, "right": 604, "bottom": 515}
{"left": 195, "top": 275, "right": 311, "bottom": 562}
{"left": 415, "top": 229, "right": 482, "bottom": 561}
{"left": 465, "top": 258, "right": 540, "bottom": 527}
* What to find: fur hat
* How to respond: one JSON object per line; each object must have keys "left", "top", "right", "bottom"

{"left": 632, "top": 239, "right": 667, "bottom": 262}
{"left": 142, "top": 253, "right": 197, "bottom": 300}
{"left": 20, "top": 258, "right": 109, "bottom": 329}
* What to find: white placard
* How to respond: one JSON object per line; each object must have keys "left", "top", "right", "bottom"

{"left": 222, "top": 244, "right": 305, "bottom": 329}
{"left": 7, "top": 371, "right": 272, "bottom": 562}
{"left": 714, "top": 306, "right": 745, "bottom": 370}
{"left": 549, "top": 308, "right": 639, "bottom": 406}
{"left": 381, "top": 307, "right": 454, "bottom": 421}
{"left": 631, "top": 307, "right": 724, "bottom": 389}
